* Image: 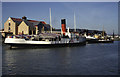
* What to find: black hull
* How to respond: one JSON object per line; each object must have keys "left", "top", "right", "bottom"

{"left": 87, "top": 40, "right": 114, "bottom": 44}
{"left": 6, "top": 41, "right": 86, "bottom": 49}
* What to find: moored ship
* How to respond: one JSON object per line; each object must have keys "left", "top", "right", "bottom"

{"left": 4, "top": 33, "right": 86, "bottom": 48}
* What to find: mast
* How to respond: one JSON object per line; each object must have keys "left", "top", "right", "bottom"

{"left": 50, "top": 8, "right": 52, "bottom": 33}
{"left": 113, "top": 29, "right": 114, "bottom": 38}
{"left": 103, "top": 25, "right": 104, "bottom": 37}
{"left": 74, "top": 12, "right": 76, "bottom": 32}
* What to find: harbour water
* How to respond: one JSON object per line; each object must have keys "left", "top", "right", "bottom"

{"left": 2, "top": 41, "right": 118, "bottom": 75}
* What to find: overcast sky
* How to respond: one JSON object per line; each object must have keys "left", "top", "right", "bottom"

{"left": 2, "top": 2, "right": 118, "bottom": 34}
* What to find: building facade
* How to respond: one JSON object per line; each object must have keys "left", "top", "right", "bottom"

{"left": 3, "top": 16, "right": 51, "bottom": 37}
{"left": 4, "top": 17, "right": 21, "bottom": 35}
{"left": 18, "top": 20, "right": 30, "bottom": 35}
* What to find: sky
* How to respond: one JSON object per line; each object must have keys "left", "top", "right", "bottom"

{"left": 1, "top": 0, "right": 120, "bottom": 2}
{"left": 2, "top": 2, "right": 118, "bottom": 34}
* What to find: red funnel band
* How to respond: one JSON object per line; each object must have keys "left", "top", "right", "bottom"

{"left": 61, "top": 24, "right": 66, "bottom": 33}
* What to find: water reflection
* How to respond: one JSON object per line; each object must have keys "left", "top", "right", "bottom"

{"left": 2, "top": 41, "right": 118, "bottom": 75}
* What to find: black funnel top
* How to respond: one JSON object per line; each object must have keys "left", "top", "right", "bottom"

{"left": 61, "top": 19, "right": 66, "bottom": 24}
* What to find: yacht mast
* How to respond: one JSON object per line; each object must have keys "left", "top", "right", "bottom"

{"left": 74, "top": 12, "right": 76, "bottom": 32}
{"left": 50, "top": 8, "right": 52, "bottom": 33}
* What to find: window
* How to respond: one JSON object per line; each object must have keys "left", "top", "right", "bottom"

{"left": 9, "top": 23, "right": 10, "bottom": 26}
{"left": 29, "top": 30, "right": 32, "bottom": 35}
{"left": 8, "top": 27, "right": 10, "bottom": 31}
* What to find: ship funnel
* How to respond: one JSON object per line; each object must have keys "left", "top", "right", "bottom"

{"left": 61, "top": 19, "right": 66, "bottom": 35}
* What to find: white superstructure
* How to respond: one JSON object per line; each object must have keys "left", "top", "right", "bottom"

{"left": 5, "top": 34, "right": 86, "bottom": 46}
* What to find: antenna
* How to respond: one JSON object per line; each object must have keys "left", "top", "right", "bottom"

{"left": 74, "top": 12, "right": 76, "bottom": 32}
{"left": 50, "top": 8, "right": 52, "bottom": 33}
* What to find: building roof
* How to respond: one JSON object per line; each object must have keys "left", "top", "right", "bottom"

{"left": 23, "top": 20, "right": 33, "bottom": 27}
{"left": 44, "top": 24, "right": 51, "bottom": 29}
{"left": 10, "top": 17, "right": 46, "bottom": 26}
{"left": 11, "top": 17, "right": 22, "bottom": 26}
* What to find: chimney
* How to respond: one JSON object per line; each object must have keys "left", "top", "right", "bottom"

{"left": 22, "top": 16, "right": 27, "bottom": 20}
{"left": 61, "top": 19, "right": 66, "bottom": 35}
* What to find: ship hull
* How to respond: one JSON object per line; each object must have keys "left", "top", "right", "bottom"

{"left": 87, "top": 40, "right": 113, "bottom": 44}
{"left": 4, "top": 36, "right": 86, "bottom": 49}
{"left": 6, "top": 41, "right": 86, "bottom": 49}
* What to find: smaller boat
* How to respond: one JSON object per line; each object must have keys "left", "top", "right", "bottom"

{"left": 84, "top": 34, "right": 113, "bottom": 44}
{"left": 86, "top": 37, "right": 113, "bottom": 44}
{"left": 84, "top": 33, "right": 99, "bottom": 43}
